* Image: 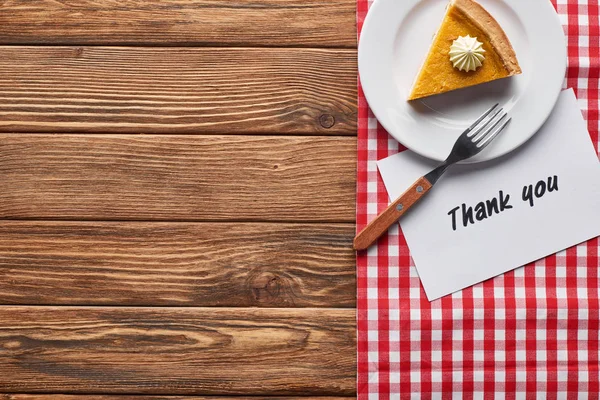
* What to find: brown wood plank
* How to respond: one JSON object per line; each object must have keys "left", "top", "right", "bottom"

{"left": 0, "top": 135, "right": 356, "bottom": 222}
{"left": 0, "top": 1, "right": 356, "bottom": 48}
{"left": 0, "top": 307, "right": 356, "bottom": 395}
{"left": 0, "top": 47, "right": 356, "bottom": 135}
{"left": 1, "top": 396, "right": 352, "bottom": 399}
{"left": 0, "top": 221, "right": 355, "bottom": 307}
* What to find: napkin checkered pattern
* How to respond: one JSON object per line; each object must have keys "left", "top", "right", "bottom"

{"left": 356, "top": 0, "right": 600, "bottom": 397}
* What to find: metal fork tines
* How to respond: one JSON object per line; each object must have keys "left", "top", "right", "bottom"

{"left": 426, "top": 104, "right": 511, "bottom": 185}
{"left": 449, "top": 104, "right": 511, "bottom": 160}
{"left": 468, "top": 104, "right": 511, "bottom": 148}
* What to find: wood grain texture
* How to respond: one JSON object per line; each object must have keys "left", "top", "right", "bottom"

{"left": 0, "top": 0, "right": 356, "bottom": 48}
{"left": 0, "top": 307, "right": 356, "bottom": 395}
{"left": 0, "top": 221, "right": 355, "bottom": 307}
{"left": 1, "top": 396, "right": 352, "bottom": 399}
{"left": 0, "top": 135, "right": 356, "bottom": 222}
{"left": 0, "top": 47, "right": 356, "bottom": 134}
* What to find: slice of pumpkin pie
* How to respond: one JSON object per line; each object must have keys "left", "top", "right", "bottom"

{"left": 408, "top": 0, "right": 521, "bottom": 101}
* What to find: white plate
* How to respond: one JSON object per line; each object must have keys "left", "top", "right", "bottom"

{"left": 358, "top": 0, "right": 567, "bottom": 163}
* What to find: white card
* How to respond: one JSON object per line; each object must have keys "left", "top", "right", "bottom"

{"left": 377, "top": 89, "right": 600, "bottom": 301}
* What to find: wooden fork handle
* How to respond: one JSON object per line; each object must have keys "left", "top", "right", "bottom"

{"left": 353, "top": 176, "right": 433, "bottom": 251}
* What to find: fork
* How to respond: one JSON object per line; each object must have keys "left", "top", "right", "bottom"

{"left": 353, "top": 104, "right": 511, "bottom": 251}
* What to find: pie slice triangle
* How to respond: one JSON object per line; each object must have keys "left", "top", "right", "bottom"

{"left": 408, "top": 0, "right": 522, "bottom": 101}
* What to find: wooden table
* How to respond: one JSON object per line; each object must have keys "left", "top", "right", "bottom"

{"left": 0, "top": 1, "right": 357, "bottom": 397}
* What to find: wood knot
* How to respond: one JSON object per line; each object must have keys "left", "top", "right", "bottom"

{"left": 250, "top": 272, "right": 282, "bottom": 302}
{"left": 73, "top": 47, "right": 84, "bottom": 58}
{"left": 265, "top": 276, "right": 280, "bottom": 294}
{"left": 319, "top": 114, "right": 335, "bottom": 129}
{"left": 3, "top": 340, "right": 21, "bottom": 349}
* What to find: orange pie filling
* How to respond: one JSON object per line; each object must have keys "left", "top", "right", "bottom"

{"left": 409, "top": 0, "right": 521, "bottom": 101}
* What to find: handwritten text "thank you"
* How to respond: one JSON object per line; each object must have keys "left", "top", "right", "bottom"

{"left": 447, "top": 175, "right": 559, "bottom": 231}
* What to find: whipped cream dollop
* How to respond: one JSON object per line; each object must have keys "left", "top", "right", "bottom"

{"left": 449, "top": 35, "right": 486, "bottom": 72}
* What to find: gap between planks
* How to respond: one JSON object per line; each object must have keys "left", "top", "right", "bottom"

{"left": 0, "top": 396, "right": 355, "bottom": 399}
{"left": 0, "top": 43, "right": 356, "bottom": 49}
{"left": 0, "top": 218, "right": 357, "bottom": 224}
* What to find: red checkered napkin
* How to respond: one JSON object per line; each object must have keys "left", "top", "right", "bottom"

{"left": 356, "top": 0, "right": 600, "bottom": 397}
